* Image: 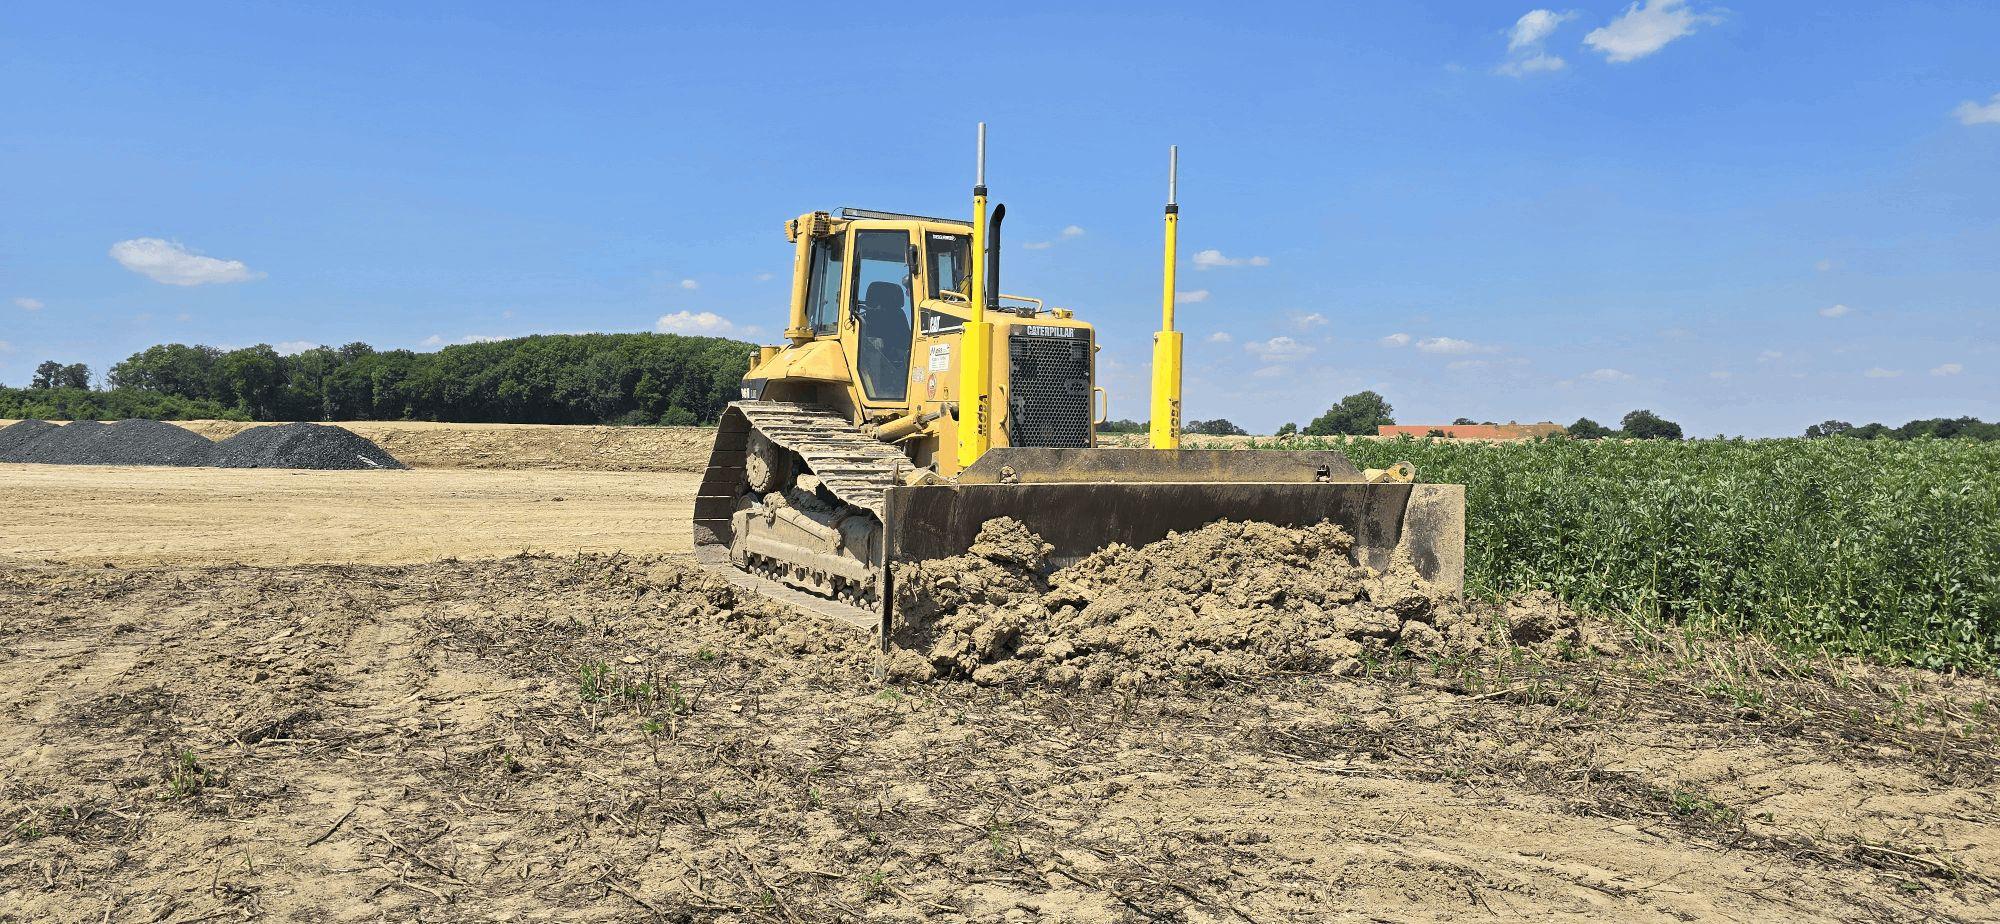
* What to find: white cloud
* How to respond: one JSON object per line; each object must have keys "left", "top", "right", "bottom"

{"left": 679, "top": 278, "right": 700, "bottom": 290}
{"left": 1380, "top": 332, "right": 1411, "bottom": 347}
{"left": 1815, "top": 258, "right": 1834, "bottom": 272}
{"left": 109, "top": 238, "right": 262, "bottom": 286}
{"left": 1757, "top": 349, "right": 1783, "bottom": 362}
{"left": 1818, "top": 303, "right": 1852, "bottom": 318}
{"left": 0, "top": 341, "right": 11, "bottom": 353}
{"left": 755, "top": 272, "right": 776, "bottom": 282}
{"left": 1061, "top": 225, "right": 1085, "bottom": 238}
{"left": 1447, "top": 359, "right": 1490, "bottom": 372}
{"left": 1510, "top": 9, "right": 1573, "bottom": 50}
{"left": 1415, "top": 336, "right": 1487, "bottom": 355}
{"left": 1244, "top": 336, "right": 1314, "bottom": 363}
{"left": 1931, "top": 362, "right": 1963, "bottom": 376}
{"left": 274, "top": 341, "right": 320, "bottom": 355}
{"left": 1192, "top": 249, "right": 1270, "bottom": 270}
{"left": 13, "top": 297, "right": 43, "bottom": 311}
{"left": 175, "top": 313, "right": 192, "bottom": 322}
{"left": 1583, "top": 0, "right": 1719, "bottom": 63}
{"left": 1864, "top": 367, "right": 1902, "bottom": 379}
{"left": 1582, "top": 367, "right": 1634, "bottom": 382}
{"left": 1708, "top": 370, "right": 1732, "bottom": 380}
{"left": 1290, "top": 312, "right": 1328, "bottom": 329}
{"left": 1251, "top": 365, "right": 1289, "bottom": 379}
{"left": 656, "top": 311, "right": 737, "bottom": 335}
{"left": 1954, "top": 93, "right": 2000, "bottom": 126}
{"left": 502, "top": 309, "right": 516, "bottom": 319}
{"left": 1175, "top": 289, "right": 1211, "bottom": 304}
{"left": 1020, "top": 241, "right": 1054, "bottom": 250}
{"left": 1499, "top": 10, "right": 1575, "bottom": 76}
{"left": 1206, "top": 331, "right": 1233, "bottom": 344}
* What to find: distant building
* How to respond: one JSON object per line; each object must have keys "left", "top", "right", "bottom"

{"left": 1377, "top": 421, "right": 1566, "bottom": 441}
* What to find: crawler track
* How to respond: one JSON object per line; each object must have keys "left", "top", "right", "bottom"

{"left": 693, "top": 401, "right": 909, "bottom": 633}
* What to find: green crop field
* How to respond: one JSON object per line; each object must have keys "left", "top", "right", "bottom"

{"left": 1274, "top": 436, "right": 2000, "bottom": 673}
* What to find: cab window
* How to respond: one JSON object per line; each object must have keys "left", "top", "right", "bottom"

{"left": 805, "top": 236, "right": 844, "bottom": 334}
{"left": 850, "top": 230, "right": 913, "bottom": 402}
{"left": 927, "top": 232, "right": 969, "bottom": 300}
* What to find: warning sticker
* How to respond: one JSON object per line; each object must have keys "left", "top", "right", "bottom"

{"left": 928, "top": 343, "right": 951, "bottom": 372}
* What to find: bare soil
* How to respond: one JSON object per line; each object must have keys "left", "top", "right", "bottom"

{"left": 0, "top": 464, "right": 698, "bottom": 567}
{"left": 3, "top": 553, "right": 1996, "bottom": 922}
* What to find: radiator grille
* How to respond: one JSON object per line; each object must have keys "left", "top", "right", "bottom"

{"left": 1006, "top": 329, "right": 1093, "bottom": 448}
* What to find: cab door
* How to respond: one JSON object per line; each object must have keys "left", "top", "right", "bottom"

{"left": 842, "top": 227, "right": 917, "bottom": 408}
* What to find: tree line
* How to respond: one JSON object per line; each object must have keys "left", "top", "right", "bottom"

{"left": 4, "top": 333, "right": 753, "bottom": 425}
{"left": 1803, "top": 417, "right": 2000, "bottom": 441}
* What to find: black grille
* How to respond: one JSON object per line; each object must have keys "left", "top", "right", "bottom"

{"left": 1006, "top": 329, "right": 1093, "bottom": 448}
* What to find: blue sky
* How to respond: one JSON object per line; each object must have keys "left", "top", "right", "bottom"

{"left": 2, "top": 1, "right": 1995, "bottom": 436}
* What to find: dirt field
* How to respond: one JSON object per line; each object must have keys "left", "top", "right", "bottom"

{"left": 3, "top": 553, "right": 1995, "bottom": 923}
{"left": 0, "top": 465, "right": 697, "bottom": 566}
{"left": 2, "top": 432, "right": 1997, "bottom": 922}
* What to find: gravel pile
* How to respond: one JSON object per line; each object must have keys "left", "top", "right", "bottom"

{"left": 4, "top": 420, "right": 112, "bottom": 465}
{"left": 80, "top": 419, "right": 218, "bottom": 466}
{"left": 0, "top": 420, "right": 63, "bottom": 460}
{"left": 211, "top": 422, "right": 407, "bottom": 470}
{"left": 0, "top": 419, "right": 406, "bottom": 470}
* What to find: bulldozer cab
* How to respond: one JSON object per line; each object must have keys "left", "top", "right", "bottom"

{"left": 758, "top": 209, "right": 1098, "bottom": 475}
{"left": 791, "top": 213, "right": 966, "bottom": 409}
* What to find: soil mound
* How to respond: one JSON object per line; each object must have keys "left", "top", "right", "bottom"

{"left": 0, "top": 419, "right": 63, "bottom": 461}
{"left": 211, "top": 422, "right": 407, "bottom": 470}
{"left": 893, "top": 518, "right": 1617, "bottom": 687}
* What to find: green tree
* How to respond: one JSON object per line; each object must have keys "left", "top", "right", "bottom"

{"left": 1185, "top": 418, "right": 1248, "bottom": 436}
{"left": 30, "top": 361, "right": 64, "bottom": 389}
{"left": 1567, "top": 417, "right": 1613, "bottom": 440}
{"left": 1620, "top": 409, "right": 1683, "bottom": 440}
{"left": 214, "top": 345, "right": 285, "bottom": 419}
{"left": 1804, "top": 419, "right": 1853, "bottom": 439}
{"left": 1304, "top": 391, "right": 1395, "bottom": 436}
{"left": 1274, "top": 422, "right": 1298, "bottom": 437}
{"left": 109, "top": 344, "right": 223, "bottom": 398}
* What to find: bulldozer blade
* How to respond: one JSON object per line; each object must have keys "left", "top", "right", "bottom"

{"left": 880, "top": 463, "right": 1465, "bottom": 642}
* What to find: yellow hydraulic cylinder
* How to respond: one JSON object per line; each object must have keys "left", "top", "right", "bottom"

{"left": 957, "top": 122, "right": 994, "bottom": 468}
{"left": 1149, "top": 145, "right": 1183, "bottom": 449}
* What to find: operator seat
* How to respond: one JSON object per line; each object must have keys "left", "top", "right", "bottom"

{"left": 858, "top": 281, "right": 912, "bottom": 399}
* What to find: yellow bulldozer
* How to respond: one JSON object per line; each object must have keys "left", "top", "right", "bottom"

{"left": 694, "top": 125, "right": 1464, "bottom": 638}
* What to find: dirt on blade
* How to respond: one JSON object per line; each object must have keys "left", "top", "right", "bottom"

{"left": 892, "top": 518, "right": 1616, "bottom": 687}
{"left": 3, "top": 541, "right": 1996, "bottom": 921}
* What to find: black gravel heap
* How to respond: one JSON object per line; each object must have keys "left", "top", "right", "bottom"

{"left": 211, "top": 422, "right": 407, "bottom": 470}
{"left": 0, "top": 419, "right": 406, "bottom": 470}
{"left": 86, "top": 419, "right": 219, "bottom": 466}
{"left": 5, "top": 419, "right": 112, "bottom": 465}
{"left": 0, "top": 419, "right": 63, "bottom": 460}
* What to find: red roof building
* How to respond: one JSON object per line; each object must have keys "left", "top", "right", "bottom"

{"left": 1377, "top": 422, "right": 1566, "bottom": 440}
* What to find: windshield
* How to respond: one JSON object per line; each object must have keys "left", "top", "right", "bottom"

{"left": 926, "top": 231, "right": 970, "bottom": 300}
